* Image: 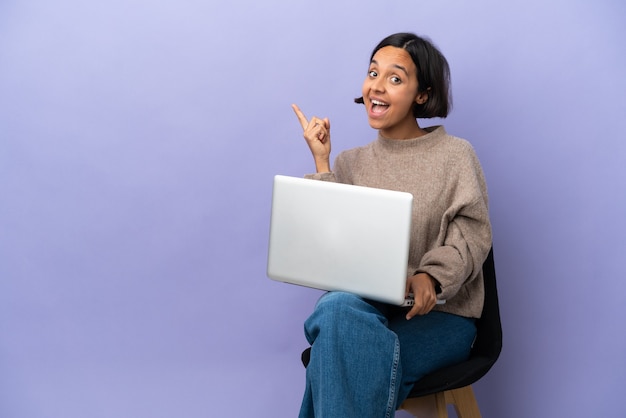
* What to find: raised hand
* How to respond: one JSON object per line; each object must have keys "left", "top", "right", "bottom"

{"left": 292, "top": 104, "right": 331, "bottom": 173}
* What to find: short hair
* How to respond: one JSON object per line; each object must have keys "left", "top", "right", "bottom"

{"left": 355, "top": 33, "right": 452, "bottom": 118}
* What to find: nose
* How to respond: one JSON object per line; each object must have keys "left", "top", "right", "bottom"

{"left": 371, "top": 76, "right": 385, "bottom": 92}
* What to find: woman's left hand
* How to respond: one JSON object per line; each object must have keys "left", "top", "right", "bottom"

{"left": 405, "top": 273, "right": 438, "bottom": 320}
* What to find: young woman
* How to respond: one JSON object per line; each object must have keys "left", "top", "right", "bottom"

{"left": 292, "top": 33, "right": 492, "bottom": 418}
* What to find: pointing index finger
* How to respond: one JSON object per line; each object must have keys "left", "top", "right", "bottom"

{"left": 291, "top": 104, "right": 309, "bottom": 130}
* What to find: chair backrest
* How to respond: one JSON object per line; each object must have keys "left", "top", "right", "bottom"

{"left": 470, "top": 247, "right": 502, "bottom": 362}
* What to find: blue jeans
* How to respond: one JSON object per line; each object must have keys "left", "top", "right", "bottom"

{"left": 298, "top": 292, "right": 477, "bottom": 418}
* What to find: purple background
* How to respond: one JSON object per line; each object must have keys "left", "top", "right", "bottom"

{"left": 1, "top": 1, "right": 625, "bottom": 417}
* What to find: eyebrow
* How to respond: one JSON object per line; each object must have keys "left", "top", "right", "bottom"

{"left": 370, "top": 59, "right": 410, "bottom": 76}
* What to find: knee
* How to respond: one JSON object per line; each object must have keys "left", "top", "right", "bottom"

{"left": 304, "top": 292, "right": 394, "bottom": 349}
{"left": 313, "top": 292, "right": 370, "bottom": 319}
{"left": 305, "top": 292, "right": 367, "bottom": 343}
{"left": 317, "top": 291, "right": 362, "bottom": 308}
{"left": 307, "top": 292, "right": 386, "bottom": 332}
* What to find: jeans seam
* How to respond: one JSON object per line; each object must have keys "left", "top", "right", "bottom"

{"left": 385, "top": 338, "right": 401, "bottom": 418}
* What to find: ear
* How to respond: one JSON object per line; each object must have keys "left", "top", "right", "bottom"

{"left": 415, "top": 88, "right": 430, "bottom": 105}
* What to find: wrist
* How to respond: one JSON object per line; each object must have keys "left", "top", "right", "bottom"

{"left": 314, "top": 158, "right": 331, "bottom": 173}
{"left": 413, "top": 271, "right": 441, "bottom": 294}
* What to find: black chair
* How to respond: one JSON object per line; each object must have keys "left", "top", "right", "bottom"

{"left": 301, "top": 248, "right": 502, "bottom": 418}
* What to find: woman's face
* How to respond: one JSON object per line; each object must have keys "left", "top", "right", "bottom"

{"left": 361, "top": 46, "right": 428, "bottom": 139}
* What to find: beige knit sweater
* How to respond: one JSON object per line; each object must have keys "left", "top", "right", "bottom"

{"left": 305, "top": 126, "right": 492, "bottom": 318}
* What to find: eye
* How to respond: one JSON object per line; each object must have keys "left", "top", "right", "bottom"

{"left": 368, "top": 70, "right": 378, "bottom": 78}
{"left": 390, "top": 76, "right": 402, "bottom": 84}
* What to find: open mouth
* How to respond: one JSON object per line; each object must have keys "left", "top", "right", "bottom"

{"left": 371, "top": 99, "right": 389, "bottom": 115}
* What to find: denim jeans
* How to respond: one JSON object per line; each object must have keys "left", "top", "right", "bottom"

{"left": 298, "top": 292, "right": 477, "bottom": 418}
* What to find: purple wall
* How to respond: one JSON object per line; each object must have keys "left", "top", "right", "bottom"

{"left": 1, "top": 1, "right": 625, "bottom": 417}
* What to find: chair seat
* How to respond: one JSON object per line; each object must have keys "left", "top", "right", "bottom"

{"left": 302, "top": 348, "right": 494, "bottom": 399}
{"left": 407, "top": 356, "right": 495, "bottom": 398}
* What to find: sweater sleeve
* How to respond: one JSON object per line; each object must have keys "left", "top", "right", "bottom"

{"left": 416, "top": 145, "right": 492, "bottom": 302}
{"left": 304, "top": 171, "right": 338, "bottom": 182}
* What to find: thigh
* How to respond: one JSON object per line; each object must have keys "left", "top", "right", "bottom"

{"left": 389, "top": 311, "right": 477, "bottom": 384}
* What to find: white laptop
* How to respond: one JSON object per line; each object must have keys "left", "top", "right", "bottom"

{"left": 267, "top": 175, "right": 413, "bottom": 305}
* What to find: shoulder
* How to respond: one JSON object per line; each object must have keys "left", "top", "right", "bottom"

{"left": 434, "top": 128, "right": 474, "bottom": 152}
{"left": 335, "top": 141, "right": 376, "bottom": 164}
{"left": 430, "top": 129, "right": 486, "bottom": 188}
{"left": 434, "top": 129, "right": 481, "bottom": 165}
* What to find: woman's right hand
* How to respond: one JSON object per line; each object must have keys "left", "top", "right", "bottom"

{"left": 292, "top": 104, "right": 331, "bottom": 173}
